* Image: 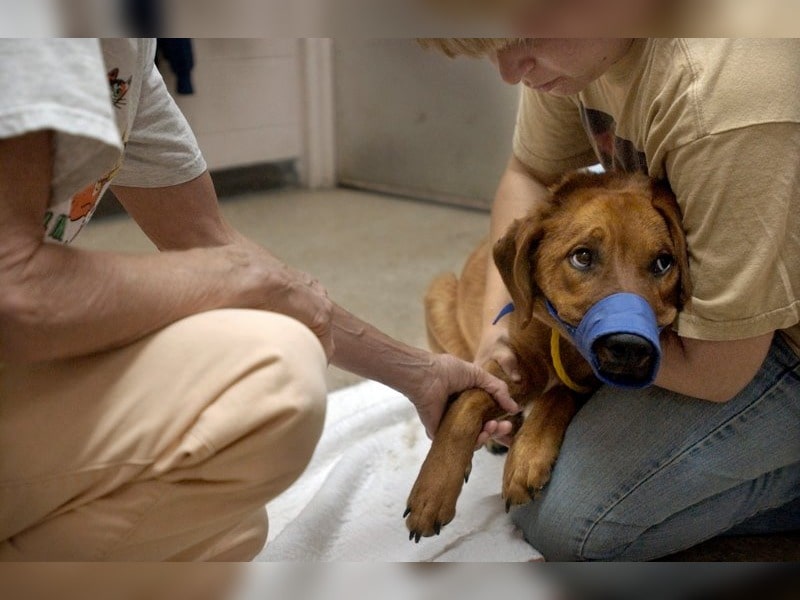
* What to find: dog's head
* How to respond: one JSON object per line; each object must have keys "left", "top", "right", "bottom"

{"left": 493, "top": 171, "right": 691, "bottom": 386}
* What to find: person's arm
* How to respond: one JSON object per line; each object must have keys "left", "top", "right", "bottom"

{"left": 657, "top": 123, "right": 800, "bottom": 403}
{"left": 328, "top": 304, "right": 516, "bottom": 437}
{"left": 0, "top": 131, "right": 333, "bottom": 363}
{"left": 474, "top": 155, "right": 555, "bottom": 381}
{"left": 657, "top": 331, "right": 773, "bottom": 402}
{"left": 111, "top": 170, "right": 238, "bottom": 250}
{"left": 113, "top": 173, "right": 519, "bottom": 438}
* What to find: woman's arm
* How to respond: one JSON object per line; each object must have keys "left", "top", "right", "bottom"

{"left": 657, "top": 330, "right": 774, "bottom": 402}
{"left": 328, "top": 303, "right": 517, "bottom": 437}
{"left": 475, "top": 156, "right": 555, "bottom": 381}
{"left": 113, "top": 168, "right": 518, "bottom": 436}
{"left": 0, "top": 132, "right": 333, "bottom": 363}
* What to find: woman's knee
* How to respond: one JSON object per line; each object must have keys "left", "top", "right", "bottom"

{"left": 512, "top": 491, "right": 642, "bottom": 561}
{"left": 511, "top": 493, "right": 589, "bottom": 561}
{"left": 224, "top": 309, "right": 327, "bottom": 453}
{"left": 509, "top": 421, "right": 646, "bottom": 561}
{"left": 261, "top": 312, "right": 328, "bottom": 469}
{"left": 236, "top": 311, "right": 328, "bottom": 500}
{"left": 160, "top": 309, "right": 328, "bottom": 492}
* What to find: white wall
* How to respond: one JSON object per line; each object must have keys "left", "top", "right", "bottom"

{"left": 159, "top": 39, "right": 303, "bottom": 171}
{"left": 334, "top": 39, "right": 520, "bottom": 209}
{"left": 157, "top": 38, "right": 520, "bottom": 204}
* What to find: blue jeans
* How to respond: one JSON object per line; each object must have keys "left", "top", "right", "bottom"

{"left": 512, "top": 333, "right": 800, "bottom": 561}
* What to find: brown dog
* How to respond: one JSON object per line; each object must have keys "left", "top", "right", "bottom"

{"left": 404, "top": 170, "right": 691, "bottom": 541}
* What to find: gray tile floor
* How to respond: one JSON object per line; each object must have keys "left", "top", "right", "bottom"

{"left": 76, "top": 186, "right": 798, "bottom": 561}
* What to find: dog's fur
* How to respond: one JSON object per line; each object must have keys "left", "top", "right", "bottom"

{"left": 405, "top": 170, "right": 691, "bottom": 541}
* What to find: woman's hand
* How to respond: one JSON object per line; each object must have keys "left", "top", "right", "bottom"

{"left": 405, "top": 352, "right": 520, "bottom": 440}
{"left": 474, "top": 418, "right": 516, "bottom": 450}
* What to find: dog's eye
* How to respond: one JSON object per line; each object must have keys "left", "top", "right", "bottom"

{"left": 569, "top": 248, "right": 594, "bottom": 271}
{"left": 652, "top": 254, "right": 675, "bottom": 276}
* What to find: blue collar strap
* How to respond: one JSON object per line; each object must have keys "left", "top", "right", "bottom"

{"left": 492, "top": 301, "right": 590, "bottom": 393}
{"left": 492, "top": 302, "right": 516, "bottom": 325}
{"left": 545, "top": 298, "right": 577, "bottom": 338}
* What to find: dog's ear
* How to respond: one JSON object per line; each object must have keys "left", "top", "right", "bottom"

{"left": 493, "top": 217, "right": 544, "bottom": 330}
{"left": 651, "top": 180, "right": 693, "bottom": 308}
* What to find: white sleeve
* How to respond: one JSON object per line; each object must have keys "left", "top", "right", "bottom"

{"left": 112, "top": 42, "right": 207, "bottom": 188}
{"left": 0, "top": 38, "right": 122, "bottom": 201}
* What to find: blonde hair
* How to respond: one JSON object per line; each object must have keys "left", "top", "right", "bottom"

{"left": 417, "top": 38, "right": 525, "bottom": 58}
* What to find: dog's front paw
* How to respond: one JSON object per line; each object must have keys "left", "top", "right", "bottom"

{"left": 404, "top": 458, "right": 470, "bottom": 542}
{"left": 501, "top": 443, "right": 555, "bottom": 510}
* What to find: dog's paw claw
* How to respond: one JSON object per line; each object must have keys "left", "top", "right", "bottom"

{"left": 405, "top": 462, "right": 463, "bottom": 541}
{"left": 414, "top": 532, "right": 422, "bottom": 544}
{"left": 503, "top": 448, "right": 554, "bottom": 509}
{"left": 505, "top": 499, "right": 511, "bottom": 514}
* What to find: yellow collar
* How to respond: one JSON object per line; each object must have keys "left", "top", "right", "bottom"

{"left": 550, "top": 329, "right": 593, "bottom": 394}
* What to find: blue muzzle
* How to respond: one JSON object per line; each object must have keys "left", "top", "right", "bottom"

{"left": 546, "top": 293, "right": 663, "bottom": 389}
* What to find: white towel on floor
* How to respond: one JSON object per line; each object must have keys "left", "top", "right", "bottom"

{"left": 257, "top": 380, "right": 541, "bottom": 562}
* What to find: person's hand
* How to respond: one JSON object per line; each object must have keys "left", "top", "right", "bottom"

{"left": 238, "top": 239, "right": 335, "bottom": 360}
{"left": 406, "top": 352, "right": 519, "bottom": 440}
{"left": 474, "top": 418, "right": 516, "bottom": 450}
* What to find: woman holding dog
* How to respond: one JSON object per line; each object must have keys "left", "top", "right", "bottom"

{"left": 422, "top": 31, "right": 800, "bottom": 560}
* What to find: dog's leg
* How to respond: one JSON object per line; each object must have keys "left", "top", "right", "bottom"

{"left": 405, "top": 387, "right": 506, "bottom": 541}
{"left": 502, "top": 387, "right": 578, "bottom": 509}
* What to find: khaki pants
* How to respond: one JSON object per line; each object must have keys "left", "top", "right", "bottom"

{"left": 0, "top": 309, "right": 327, "bottom": 561}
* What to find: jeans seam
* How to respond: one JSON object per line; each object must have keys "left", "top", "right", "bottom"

{"left": 577, "top": 358, "right": 799, "bottom": 560}
{"left": 654, "top": 476, "right": 800, "bottom": 558}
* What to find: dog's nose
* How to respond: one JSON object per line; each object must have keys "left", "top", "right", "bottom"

{"left": 592, "top": 333, "right": 656, "bottom": 385}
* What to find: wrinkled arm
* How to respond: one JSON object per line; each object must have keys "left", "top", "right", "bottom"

{"left": 114, "top": 171, "right": 518, "bottom": 435}
{"left": 0, "top": 132, "right": 325, "bottom": 363}
{"left": 111, "top": 171, "right": 239, "bottom": 250}
{"left": 329, "top": 304, "right": 517, "bottom": 437}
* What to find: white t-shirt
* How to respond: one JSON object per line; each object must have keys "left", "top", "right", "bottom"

{"left": 0, "top": 38, "right": 207, "bottom": 244}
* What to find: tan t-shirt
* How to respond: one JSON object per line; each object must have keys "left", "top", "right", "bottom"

{"left": 513, "top": 38, "right": 800, "bottom": 356}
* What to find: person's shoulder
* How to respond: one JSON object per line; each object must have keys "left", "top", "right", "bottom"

{"left": 674, "top": 38, "right": 799, "bottom": 86}
{"left": 0, "top": 38, "right": 105, "bottom": 76}
{"left": 665, "top": 39, "right": 800, "bottom": 133}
